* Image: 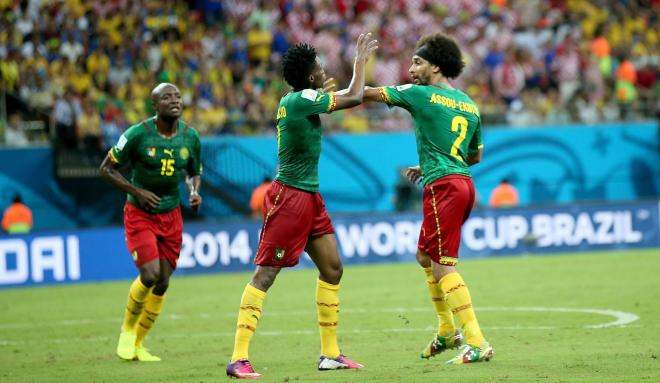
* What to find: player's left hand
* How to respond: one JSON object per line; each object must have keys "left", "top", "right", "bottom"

{"left": 190, "top": 192, "right": 202, "bottom": 213}
{"left": 406, "top": 166, "right": 422, "bottom": 184}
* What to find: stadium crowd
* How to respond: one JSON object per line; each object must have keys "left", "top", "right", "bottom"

{"left": 0, "top": 0, "right": 658, "bottom": 148}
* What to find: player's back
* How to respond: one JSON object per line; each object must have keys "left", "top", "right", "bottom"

{"left": 274, "top": 89, "right": 335, "bottom": 192}
{"left": 383, "top": 83, "right": 482, "bottom": 186}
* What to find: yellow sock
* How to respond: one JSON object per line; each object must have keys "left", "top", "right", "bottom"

{"left": 316, "top": 279, "right": 341, "bottom": 358}
{"left": 439, "top": 272, "right": 485, "bottom": 347}
{"left": 423, "top": 267, "right": 456, "bottom": 335}
{"left": 135, "top": 293, "right": 164, "bottom": 347}
{"left": 231, "top": 284, "right": 266, "bottom": 362}
{"left": 121, "top": 277, "right": 152, "bottom": 332}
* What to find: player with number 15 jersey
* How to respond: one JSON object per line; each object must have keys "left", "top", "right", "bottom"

{"left": 100, "top": 83, "right": 202, "bottom": 363}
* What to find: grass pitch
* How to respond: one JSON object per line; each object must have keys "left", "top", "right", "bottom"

{"left": 1, "top": 249, "right": 659, "bottom": 382}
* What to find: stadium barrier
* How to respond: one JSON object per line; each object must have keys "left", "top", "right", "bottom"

{"left": 1, "top": 122, "right": 658, "bottom": 230}
{"left": 1, "top": 199, "right": 657, "bottom": 288}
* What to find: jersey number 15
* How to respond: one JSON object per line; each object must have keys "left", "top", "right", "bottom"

{"left": 160, "top": 159, "right": 175, "bottom": 176}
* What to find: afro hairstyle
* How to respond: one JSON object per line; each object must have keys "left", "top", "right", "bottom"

{"left": 282, "top": 43, "right": 318, "bottom": 90}
{"left": 415, "top": 33, "right": 465, "bottom": 79}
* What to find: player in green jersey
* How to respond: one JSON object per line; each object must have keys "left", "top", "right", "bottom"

{"left": 363, "top": 33, "right": 493, "bottom": 364}
{"left": 226, "top": 33, "right": 378, "bottom": 379}
{"left": 99, "top": 83, "right": 202, "bottom": 362}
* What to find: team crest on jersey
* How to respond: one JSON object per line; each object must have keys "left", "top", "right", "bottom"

{"left": 180, "top": 147, "right": 189, "bottom": 160}
{"left": 274, "top": 247, "right": 285, "bottom": 261}
{"left": 301, "top": 89, "right": 319, "bottom": 101}
{"left": 147, "top": 147, "right": 156, "bottom": 157}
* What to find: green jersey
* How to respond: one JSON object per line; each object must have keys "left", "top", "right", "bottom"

{"left": 382, "top": 83, "right": 483, "bottom": 187}
{"left": 274, "top": 89, "right": 336, "bottom": 192}
{"left": 109, "top": 117, "right": 202, "bottom": 213}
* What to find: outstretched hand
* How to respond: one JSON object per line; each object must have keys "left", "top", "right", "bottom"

{"left": 322, "top": 78, "right": 337, "bottom": 93}
{"left": 406, "top": 166, "right": 422, "bottom": 184}
{"left": 355, "top": 32, "right": 379, "bottom": 62}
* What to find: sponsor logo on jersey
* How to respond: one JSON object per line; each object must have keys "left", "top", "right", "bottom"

{"left": 147, "top": 147, "right": 156, "bottom": 157}
{"left": 396, "top": 84, "right": 413, "bottom": 91}
{"left": 164, "top": 149, "right": 173, "bottom": 157}
{"left": 180, "top": 147, "right": 189, "bottom": 160}
{"left": 301, "top": 89, "right": 319, "bottom": 101}
{"left": 132, "top": 250, "right": 138, "bottom": 261}
{"left": 274, "top": 247, "right": 285, "bottom": 260}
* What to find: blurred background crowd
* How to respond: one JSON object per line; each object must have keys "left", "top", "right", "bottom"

{"left": 0, "top": 0, "right": 658, "bottom": 151}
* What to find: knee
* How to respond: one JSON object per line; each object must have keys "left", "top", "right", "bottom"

{"left": 152, "top": 279, "right": 169, "bottom": 295}
{"left": 139, "top": 270, "right": 159, "bottom": 287}
{"left": 416, "top": 250, "right": 430, "bottom": 268}
{"left": 251, "top": 270, "right": 278, "bottom": 291}
{"left": 321, "top": 263, "right": 343, "bottom": 285}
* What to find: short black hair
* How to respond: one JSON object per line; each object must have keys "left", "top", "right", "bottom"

{"left": 12, "top": 194, "right": 22, "bottom": 204}
{"left": 415, "top": 33, "right": 465, "bottom": 79}
{"left": 282, "top": 43, "right": 317, "bottom": 90}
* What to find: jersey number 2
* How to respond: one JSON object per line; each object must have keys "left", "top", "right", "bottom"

{"left": 450, "top": 116, "right": 468, "bottom": 161}
{"left": 160, "top": 159, "right": 175, "bottom": 176}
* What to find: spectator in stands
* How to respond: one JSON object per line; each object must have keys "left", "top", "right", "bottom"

{"left": 615, "top": 52, "right": 638, "bottom": 119}
{"left": 249, "top": 176, "right": 272, "bottom": 218}
{"left": 553, "top": 36, "right": 583, "bottom": 106}
{"left": 77, "top": 98, "right": 103, "bottom": 162}
{"left": 489, "top": 178, "right": 520, "bottom": 208}
{"left": 107, "top": 57, "right": 132, "bottom": 87}
{"left": 4, "top": 113, "right": 29, "bottom": 147}
{"left": 0, "top": 49, "right": 20, "bottom": 91}
{"left": 493, "top": 48, "right": 525, "bottom": 106}
{"left": 52, "top": 87, "right": 81, "bottom": 149}
{"left": 2, "top": 194, "right": 33, "bottom": 234}
{"left": 4, "top": 0, "right": 658, "bottom": 135}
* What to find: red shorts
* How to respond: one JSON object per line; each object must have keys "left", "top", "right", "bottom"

{"left": 123, "top": 201, "right": 183, "bottom": 268}
{"left": 418, "top": 175, "right": 475, "bottom": 266}
{"left": 254, "top": 181, "right": 334, "bottom": 267}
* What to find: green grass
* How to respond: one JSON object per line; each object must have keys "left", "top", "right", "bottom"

{"left": 1, "top": 249, "right": 659, "bottom": 382}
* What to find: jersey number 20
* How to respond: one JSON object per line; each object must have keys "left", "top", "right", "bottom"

{"left": 450, "top": 116, "right": 468, "bottom": 161}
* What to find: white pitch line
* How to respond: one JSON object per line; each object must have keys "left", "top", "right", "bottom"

{"left": 0, "top": 306, "right": 639, "bottom": 332}
{"left": 0, "top": 324, "right": 580, "bottom": 346}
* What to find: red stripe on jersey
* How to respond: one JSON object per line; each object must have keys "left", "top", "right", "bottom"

{"left": 142, "top": 119, "right": 153, "bottom": 132}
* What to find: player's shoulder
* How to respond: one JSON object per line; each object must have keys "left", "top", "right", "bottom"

{"left": 288, "top": 88, "right": 328, "bottom": 103}
{"left": 179, "top": 119, "right": 200, "bottom": 138}
{"left": 122, "top": 118, "right": 154, "bottom": 139}
{"left": 386, "top": 83, "right": 427, "bottom": 95}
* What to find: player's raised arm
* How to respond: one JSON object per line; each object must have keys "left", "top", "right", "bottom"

{"left": 331, "top": 33, "right": 378, "bottom": 110}
{"left": 364, "top": 86, "right": 386, "bottom": 102}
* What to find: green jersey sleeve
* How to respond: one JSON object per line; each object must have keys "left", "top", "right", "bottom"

{"left": 287, "top": 89, "right": 336, "bottom": 116}
{"left": 468, "top": 116, "right": 483, "bottom": 156}
{"left": 186, "top": 127, "right": 203, "bottom": 176}
{"left": 381, "top": 84, "right": 417, "bottom": 111}
{"left": 109, "top": 124, "right": 142, "bottom": 165}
